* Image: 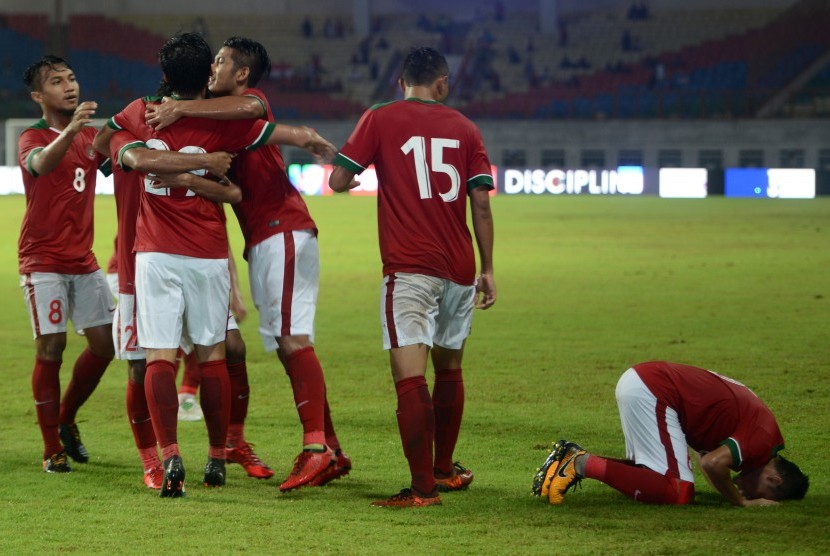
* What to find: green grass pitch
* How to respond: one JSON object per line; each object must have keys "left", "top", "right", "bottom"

{"left": 0, "top": 194, "right": 827, "bottom": 554}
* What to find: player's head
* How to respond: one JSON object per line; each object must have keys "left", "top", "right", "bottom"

{"left": 158, "top": 32, "right": 212, "bottom": 97}
{"left": 771, "top": 455, "right": 809, "bottom": 500}
{"left": 734, "top": 455, "right": 809, "bottom": 501}
{"left": 23, "top": 55, "right": 79, "bottom": 114}
{"left": 400, "top": 46, "right": 450, "bottom": 100}
{"left": 217, "top": 36, "right": 271, "bottom": 89}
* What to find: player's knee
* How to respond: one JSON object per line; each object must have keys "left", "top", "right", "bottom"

{"left": 225, "top": 330, "right": 246, "bottom": 363}
{"left": 36, "top": 334, "right": 67, "bottom": 361}
{"left": 127, "top": 360, "right": 147, "bottom": 382}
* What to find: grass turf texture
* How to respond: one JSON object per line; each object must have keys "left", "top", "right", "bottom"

{"left": 0, "top": 194, "right": 828, "bottom": 554}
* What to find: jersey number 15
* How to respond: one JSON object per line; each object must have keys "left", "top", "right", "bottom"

{"left": 401, "top": 136, "right": 460, "bottom": 202}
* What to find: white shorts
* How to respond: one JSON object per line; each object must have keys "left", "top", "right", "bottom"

{"left": 135, "top": 252, "right": 230, "bottom": 349}
{"left": 248, "top": 230, "right": 318, "bottom": 351}
{"left": 113, "top": 292, "right": 144, "bottom": 360}
{"left": 615, "top": 368, "right": 694, "bottom": 482}
{"left": 106, "top": 272, "right": 118, "bottom": 300}
{"left": 21, "top": 270, "right": 115, "bottom": 339}
{"left": 179, "top": 310, "right": 239, "bottom": 354}
{"left": 380, "top": 273, "right": 475, "bottom": 350}
{"left": 116, "top": 293, "right": 237, "bottom": 360}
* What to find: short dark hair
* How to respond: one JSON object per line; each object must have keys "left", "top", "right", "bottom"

{"left": 23, "top": 55, "right": 73, "bottom": 92}
{"left": 773, "top": 455, "right": 809, "bottom": 501}
{"left": 158, "top": 32, "right": 212, "bottom": 97}
{"left": 402, "top": 46, "right": 449, "bottom": 87}
{"left": 223, "top": 36, "right": 271, "bottom": 87}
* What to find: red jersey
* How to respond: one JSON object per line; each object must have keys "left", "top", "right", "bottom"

{"left": 231, "top": 89, "right": 316, "bottom": 254}
{"left": 633, "top": 361, "right": 785, "bottom": 472}
{"left": 109, "top": 130, "right": 143, "bottom": 294}
{"left": 110, "top": 97, "right": 274, "bottom": 259}
{"left": 17, "top": 122, "right": 105, "bottom": 274}
{"left": 334, "top": 99, "right": 493, "bottom": 285}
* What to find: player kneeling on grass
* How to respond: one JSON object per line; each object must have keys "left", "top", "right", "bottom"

{"left": 532, "top": 361, "right": 808, "bottom": 507}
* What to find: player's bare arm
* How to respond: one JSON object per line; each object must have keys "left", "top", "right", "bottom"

{"left": 92, "top": 124, "right": 115, "bottom": 157}
{"left": 470, "top": 186, "right": 496, "bottom": 309}
{"left": 30, "top": 101, "right": 97, "bottom": 176}
{"left": 121, "top": 148, "right": 233, "bottom": 179}
{"left": 151, "top": 172, "right": 242, "bottom": 204}
{"left": 266, "top": 125, "right": 337, "bottom": 163}
{"left": 228, "top": 246, "right": 247, "bottom": 322}
{"left": 699, "top": 445, "right": 777, "bottom": 507}
{"left": 328, "top": 166, "right": 361, "bottom": 192}
{"left": 145, "top": 95, "right": 266, "bottom": 130}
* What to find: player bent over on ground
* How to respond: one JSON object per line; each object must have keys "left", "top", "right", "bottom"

{"left": 19, "top": 55, "right": 115, "bottom": 473}
{"left": 330, "top": 46, "right": 497, "bottom": 507}
{"left": 532, "top": 361, "right": 809, "bottom": 507}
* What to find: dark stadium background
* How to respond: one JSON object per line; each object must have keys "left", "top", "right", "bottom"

{"left": 1, "top": 0, "right": 828, "bottom": 195}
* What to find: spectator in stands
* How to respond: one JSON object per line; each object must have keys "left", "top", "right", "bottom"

{"left": 508, "top": 44, "right": 521, "bottom": 65}
{"left": 494, "top": 1, "right": 505, "bottom": 22}
{"left": 557, "top": 18, "right": 569, "bottom": 47}
{"left": 302, "top": 16, "right": 313, "bottom": 38}
{"left": 377, "top": 36, "right": 389, "bottom": 49}
{"left": 621, "top": 30, "right": 641, "bottom": 52}
{"left": 417, "top": 13, "right": 432, "bottom": 32}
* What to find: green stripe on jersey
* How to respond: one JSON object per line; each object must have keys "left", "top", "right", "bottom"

{"left": 333, "top": 152, "right": 364, "bottom": 174}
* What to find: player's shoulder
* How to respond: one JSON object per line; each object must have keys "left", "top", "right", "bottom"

{"left": 25, "top": 118, "right": 49, "bottom": 132}
{"left": 366, "top": 99, "right": 400, "bottom": 113}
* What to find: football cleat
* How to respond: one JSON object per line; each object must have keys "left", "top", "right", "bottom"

{"left": 545, "top": 440, "right": 586, "bottom": 505}
{"left": 227, "top": 442, "right": 274, "bottom": 479}
{"left": 143, "top": 465, "right": 164, "bottom": 489}
{"left": 308, "top": 449, "right": 352, "bottom": 487}
{"left": 177, "top": 393, "right": 203, "bottom": 422}
{"left": 435, "top": 461, "right": 474, "bottom": 492}
{"left": 531, "top": 440, "right": 569, "bottom": 497}
{"left": 371, "top": 488, "right": 442, "bottom": 508}
{"left": 43, "top": 450, "right": 72, "bottom": 473}
{"left": 59, "top": 423, "right": 89, "bottom": 463}
{"left": 203, "top": 458, "right": 226, "bottom": 487}
{"left": 279, "top": 447, "right": 335, "bottom": 492}
{"left": 160, "top": 455, "right": 186, "bottom": 498}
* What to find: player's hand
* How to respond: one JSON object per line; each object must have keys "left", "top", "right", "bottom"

{"left": 230, "top": 289, "right": 247, "bottom": 323}
{"left": 145, "top": 96, "right": 181, "bottom": 130}
{"left": 302, "top": 128, "right": 337, "bottom": 163}
{"left": 474, "top": 272, "right": 496, "bottom": 309}
{"left": 204, "top": 151, "right": 234, "bottom": 179}
{"left": 67, "top": 101, "right": 97, "bottom": 134}
{"left": 742, "top": 498, "right": 779, "bottom": 507}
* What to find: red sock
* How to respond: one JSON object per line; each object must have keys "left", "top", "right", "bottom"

{"left": 32, "top": 358, "right": 63, "bottom": 458}
{"left": 144, "top": 359, "right": 179, "bottom": 456}
{"left": 585, "top": 456, "right": 695, "bottom": 505}
{"left": 323, "top": 398, "right": 341, "bottom": 451}
{"left": 432, "top": 368, "right": 464, "bottom": 475}
{"left": 199, "top": 359, "right": 230, "bottom": 459}
{"left": 59, "top": 348, "right": 112, "bottom": 424}
{"left": 226, "top": 361, "right": 249, "bottom": 447}
{"left": 179, "top": 352, "right": 201, "bottom": 396}
{"left": 395, "top": 375, "right": 436, "bottom": 496}
{"left": 284, "top": 347, "right": 326, "bottom": 446}
{"left": 126, "top": 378, "right": 157, "bottom": 458}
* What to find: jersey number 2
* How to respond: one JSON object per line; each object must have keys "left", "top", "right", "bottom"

{"left": 401, "top": 136, "right": 460, "bottom": 202}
